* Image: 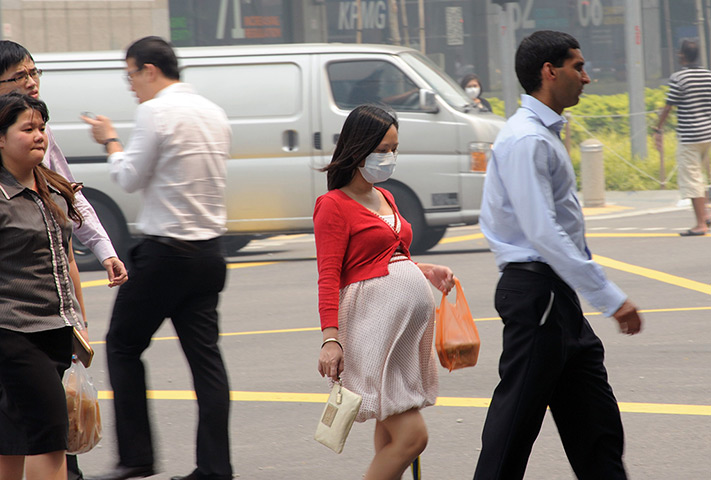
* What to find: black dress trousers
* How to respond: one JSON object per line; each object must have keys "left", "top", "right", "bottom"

{"left": 473, "top": 266, "right": 627, "bottom": 480}
{"left": 106, "top": 237, "right": 232, "bottom": 479}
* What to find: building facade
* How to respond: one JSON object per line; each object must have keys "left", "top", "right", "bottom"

{"left": 0, "top": 0, "right": 705, "bottom": 90}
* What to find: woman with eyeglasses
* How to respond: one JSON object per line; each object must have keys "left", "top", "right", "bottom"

{"left": 314, "top": 105, "right": 456, "bottom": 479}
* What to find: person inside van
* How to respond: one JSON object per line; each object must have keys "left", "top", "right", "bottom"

{"left": 314, "top": 104, "right": 456, "bottom": 479}
{"left": 0, "top": 38, "right": 128, "bottom": 480}
{"left": 460, "top": 73, "right": 492, "bottom": 113}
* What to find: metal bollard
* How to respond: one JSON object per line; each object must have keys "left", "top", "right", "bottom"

{"left": 580, "top": 138, "right": 605, "bottom": 207}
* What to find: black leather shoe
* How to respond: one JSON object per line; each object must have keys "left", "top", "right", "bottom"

{"left": 170, "top": 474, "right": 197, "bottom": 480}
{"left": 85, "top": 464, "right": 155, "bottom": 480}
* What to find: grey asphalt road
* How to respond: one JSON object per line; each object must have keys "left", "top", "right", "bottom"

{"left": 74, "top": 207, "right": 710, "bottom": 480}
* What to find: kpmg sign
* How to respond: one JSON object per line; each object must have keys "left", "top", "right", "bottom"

{"left": 327, "top": 0, "right": 391, "bottom": 43}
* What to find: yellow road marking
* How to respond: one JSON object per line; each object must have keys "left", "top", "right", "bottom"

{"left": 582, "top": 205, "right": 633, "bottom": 215}
{"left": 81, "top": 260, "right": 279, "bottom": 288}
{"left": 587, "top": 233, "right": 684, "bottom": 238}
{"left": 440, "top": 233, "right": 485, "bottom": 244}
{"left": 227, "top": 261, "right": 276, "bottom": 269}
{"left": 81, "top": 279, "right": 113, "bottom": 288}
{"left": 594, "top": 255, "right": 711, "bottom": 295}
{"left": 85, "top": 305, "right": 711, "bottom": 347}
{"left": 94, "top": 390, "right": 711, "bottom": 416}
{"left": 440, "top": 231, "right": 705, "bottom": 245}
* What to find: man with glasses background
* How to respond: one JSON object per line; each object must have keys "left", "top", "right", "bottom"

{"left": 0, "top": 39, "right": 129, "bottom": 480}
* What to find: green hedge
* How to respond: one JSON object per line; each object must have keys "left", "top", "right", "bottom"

{"left": 487, "top": 87, "right": 680, "bottom": 191}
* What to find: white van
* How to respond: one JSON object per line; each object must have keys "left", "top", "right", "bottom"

{"left": 34, "top": 43, "right": 504, "bottom": 269}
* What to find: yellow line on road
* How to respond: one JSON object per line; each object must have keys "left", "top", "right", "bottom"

{"left": 81, "top": 279, "right": 113, "bottom": 288}
{"left": 594, "top": 255, "right": 711, "bottom": 294}
{"left": 95, "top": 390, "right": 711, "bottom": 416}
{"left": 617, "top": 402, "right": 711, "bottom": 416}
{"left": 441, "top": 231, "right": 709, "bottom": 244}
{"left": 587, "top": 233, "right": 683, "bottom": 238}
{"left": 81, "top": 261, "right": 278, "bottom": 288}
{"left": 227, "top": 261, "right": 277, "bottom": 269}
{"left": 85, "top": 305, "right": 711, "bottom": 347}
{"left": 440, "top": 233, "right": 485, "bottom": 244}
{"left": 582, "top": 205, "right": 633, "bottom": 215}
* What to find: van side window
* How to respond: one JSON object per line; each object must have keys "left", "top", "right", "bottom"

{"left": 182, "top": 63, "right": 301, "bottom": 117}
{"left": 328, "top": 61, "right": 420, "bottom": 111}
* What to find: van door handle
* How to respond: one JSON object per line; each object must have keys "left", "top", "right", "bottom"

{"left": 314, "top": 132, "right": 322, "bottom": 150}
{"left": 282, "top": 130, "right": 298, "bottom": 152}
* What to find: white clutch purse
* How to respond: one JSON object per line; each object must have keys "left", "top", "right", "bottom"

{"left": 314, "top": 380, "right": 362, "bottom": 454}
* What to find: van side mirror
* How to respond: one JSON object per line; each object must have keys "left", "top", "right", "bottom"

{"left": 419, "top": 89, "right": 439, "bottom": 113}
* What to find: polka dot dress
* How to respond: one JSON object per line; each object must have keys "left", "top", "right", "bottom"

{"left": 337, "top": 214, "right": 438, "bottom": 422}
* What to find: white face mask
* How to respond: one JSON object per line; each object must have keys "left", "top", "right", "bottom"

{"left": 465, "top": 86, "right": 481, "bottom": 100}
{"left": 358, "top": 151, "right": 397, "bottom": 184}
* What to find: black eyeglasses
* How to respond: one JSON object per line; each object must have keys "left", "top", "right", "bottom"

{"left": 0, "top": 68, "right": 43, "bottom": 85}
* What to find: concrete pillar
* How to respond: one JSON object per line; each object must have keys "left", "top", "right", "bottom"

{"left": 580, "top": 139, "right": 605, "bottom": 207}
{"left": 625, "top": 0, "right": 648, "bottom": 159}
{"left": 497, "top": 3, "right": 518, "bottom": 118}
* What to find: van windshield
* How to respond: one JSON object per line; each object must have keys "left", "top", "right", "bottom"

{"left": 400, "top": 52, "right": 474, "bottom": 112}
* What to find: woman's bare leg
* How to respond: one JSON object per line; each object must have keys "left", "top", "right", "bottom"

{"left": 374, "top": 420, "right": 392, "bottom": 453}
{"left": 25, "top": 451, "right": 67, "bottom": 480}
{"left": 364, "top": 409, "right": 428, "bottom": 480}
{"left": 0, "top": 455, "right": 25, "bottom": 480}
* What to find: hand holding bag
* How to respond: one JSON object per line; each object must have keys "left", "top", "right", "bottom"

{"left": 63, "top": 360, "right": 102, "bottom": 454}
{"left": 435, "top": 278, "right": 481, "bottom": 371}
{"left": 314, "top": 380, "right": 362, "bottom": 454}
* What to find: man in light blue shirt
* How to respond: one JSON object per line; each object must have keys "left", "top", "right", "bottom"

{"left": 474, "top": 30, "right": 642, "bottom": 480}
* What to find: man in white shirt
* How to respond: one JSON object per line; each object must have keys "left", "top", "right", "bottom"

{"left": 475, "top": 30, "right": 642, "bottom": 480}
{"left": 82, "top": 36, "right": 232, "bottom": 480}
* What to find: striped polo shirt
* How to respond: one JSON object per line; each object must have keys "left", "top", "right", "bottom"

{"left": 666, "top": 66, "right": 711, "bottom": 143}
{"left": 0, "top": 167, "right": 84, "bottom": 333}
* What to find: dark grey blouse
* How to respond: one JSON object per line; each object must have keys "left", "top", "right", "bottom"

{"left": 0, "top": 167, "right": 84, "bottom": 333}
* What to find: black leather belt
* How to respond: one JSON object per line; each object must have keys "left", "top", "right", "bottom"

{"left": 504, "top": 261, "right": 559, "bottom": 279}
{"left": 144, "top": 235, "right": 201, "bottom": 252}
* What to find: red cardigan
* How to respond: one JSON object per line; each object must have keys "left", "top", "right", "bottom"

{"left": 313, "top": 187, "right": 413, "bottom": 330}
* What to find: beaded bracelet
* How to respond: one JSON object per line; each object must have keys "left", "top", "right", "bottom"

{"left": 321, "top": 338, "right": 343, "bottom": 350}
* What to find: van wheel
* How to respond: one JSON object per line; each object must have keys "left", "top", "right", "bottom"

{"left": 72, "top": 197, "right": 129, "bottom": 271}
{"left": 221, "top": 235, "right": 252, "bottom": 256}
{"left": 382, "top": 183, "right": 442, "bottom": 254}
{"left": 417, "top": 227, "right": 447, "bottom": 252}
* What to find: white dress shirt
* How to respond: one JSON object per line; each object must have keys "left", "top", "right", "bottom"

{"left": 107, "top": 82, "right": 231, "bottom": 240}
{"left": 480, "top": 94, "right": 626, "bottom": 317}
{"left": 43, "top": 127, "right": 118, "bottom": 263}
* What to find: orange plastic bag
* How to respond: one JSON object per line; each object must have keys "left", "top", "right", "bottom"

{"left": 435, "top": 278, "right": 480, "bottom": 371}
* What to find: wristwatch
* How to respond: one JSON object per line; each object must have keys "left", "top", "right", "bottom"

{"left": 103, "top": 137, "right": 121, "bottom": 151}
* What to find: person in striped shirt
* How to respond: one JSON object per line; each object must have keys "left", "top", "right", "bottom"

{"left": 654, "top": 38, "right": 711, "bottom": 236}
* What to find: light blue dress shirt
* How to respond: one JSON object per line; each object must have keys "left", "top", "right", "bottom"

{"left": 480, "top": 95, "right": 626, "bottom": 317}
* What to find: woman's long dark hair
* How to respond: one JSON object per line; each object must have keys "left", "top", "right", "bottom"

{"left": 0, "top": 93, "right": 82, "bottom": 226}
{"left": 322, "top": 105, "right": 398, "bottom": 191}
